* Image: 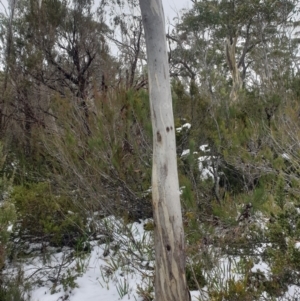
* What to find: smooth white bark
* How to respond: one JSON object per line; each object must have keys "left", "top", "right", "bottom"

{"left": 225, "top": 37, "right": 242, "bottom": 102}
{"left": 139, "top": 0, "right": 190, "bottom": 300}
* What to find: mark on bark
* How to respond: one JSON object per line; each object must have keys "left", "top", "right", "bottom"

{"left": 166, "top": 126, "right": 170, "bottom": 132}
{"left": 166, "top": 245, "right": 171, "bottom": 251}
{"left": 157, "top": 131, "right": 162, "bottom": 142}
{"left": 163, "top": 164, "right": 168, "bottom": 177}
{"left": 169, "top": 216, "right": 175, "bottom": 223}
{"left": 170, "top": 126, "right": 173, "bottom": 130}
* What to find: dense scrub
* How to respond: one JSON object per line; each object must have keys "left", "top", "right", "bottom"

{"left": 2, "top": 79, "right": 300, "bottom": 298}
{"left": 0, "top": 0, "right": 300, "bottom": 299}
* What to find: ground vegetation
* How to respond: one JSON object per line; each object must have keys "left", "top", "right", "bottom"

{"left": 0, "top": 0, "right": 300, "bottom": 299}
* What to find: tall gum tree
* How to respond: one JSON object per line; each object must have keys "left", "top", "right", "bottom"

{"left": 170, "top": 0, "right": 297, "bottom": 102}
{"left": 138, "top": 0, "right": 190, "bottom": 300}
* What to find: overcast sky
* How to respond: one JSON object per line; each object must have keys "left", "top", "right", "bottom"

{"left": 0, "top": 0, "right": 191, "bottom": 18}
{"left": 162, "top": 0, "right": 191, "bottom": 20}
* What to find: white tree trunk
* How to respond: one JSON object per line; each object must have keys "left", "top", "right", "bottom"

{"left": 138, "top": 1, "right": 190, "bottom": 300}
{"left": 225, "top": 37, "right": 243, "bottom": 102}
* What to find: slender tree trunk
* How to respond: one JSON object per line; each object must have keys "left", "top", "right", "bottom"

{"left": 225, "top": 37, "right": 242, "bottom": 102}
{"left": 139, "top": 1, "right": 190, "bottom": 300}
{"left": 1, "top": 0, "right": 18, "bottom": 133}
{"left": 3, "top": 0, "right": 17, "bottom": 92}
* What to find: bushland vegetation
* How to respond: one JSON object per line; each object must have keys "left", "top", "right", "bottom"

{"left": 0, "top": 0, "right": 300, "bottom": 299}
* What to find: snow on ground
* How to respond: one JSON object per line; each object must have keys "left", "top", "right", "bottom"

{"left": 5, "top": 214, "right": 300, "bottom": 300}
{"left": 7, "top": 217, "right": 204, "bottom": 301}
{"left": 19, "top": 220, "right": 202, "bottom": 301}
{"left": 283, "top": 285, "right": 300, "bottom": 300}
{"left": 4, "top": 141, "right": 300, "bottom": 301}
{"left": 18, "top": 219, "right": 147, "bottom": 301}
{"left": 29, "top": 244, "right": 142, "bottom": 301}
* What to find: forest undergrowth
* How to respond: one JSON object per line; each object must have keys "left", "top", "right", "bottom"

{"left": 1, "top": 82, "right": 300, "bottom": 300}
{"left": 0, "top": 0, "right": 300, "bottom": 299}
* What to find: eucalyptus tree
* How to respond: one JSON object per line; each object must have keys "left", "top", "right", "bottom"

{"left": 250, "top": 15, "right": 300, "bottom": 98}
{"left": 11, "top": 0, "right": 112, "bottom": 135}
{"left": 106, "top": 0, "right": 147, "bottom": 89}
{"left": 170, "top": 0, "right": 298, "bottom": 102}
{"left": 0, "top": 0, "right": 18, "bottom": 134}
{"left": 139, "top": 0, "right": 190, "bottom": 300}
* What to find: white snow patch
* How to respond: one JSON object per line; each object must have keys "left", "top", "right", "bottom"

{"left": 179, "top": 186, "right": 186, "bottom": 195}
{"left": 199, "top": 144, "right": 210, "bottom": 153}
{"left": 143, "top": 187, "right": 152, "bottom": 197}
{"left": 281, "top": 153, "right": 291, "bottom": 160}
{"left": 7, "top": 223, "right": 13, "bottom": 232}
{"left": 176, "top": 123, "right": 191, "bottom": 132}
{"left": 198, "top": 156, "right": 215, "bottom": 180}
{"left": 282, "top": 285, "right": 300, "bottom": 299}
{"left": 181, "top": 149, "right": 190, "bottom": 156}
{"left": 251, "top": 260, "right": 270, "bottom": 275}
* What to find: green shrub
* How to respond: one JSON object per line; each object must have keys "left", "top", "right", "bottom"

{"left": 11, "top": 182, "right": 87, "bottom": 247}
{"left": 0, "top": 142, "right": 16, "bottom": 269}
{"left": 0, "top": 281, "right": 31, "bottom": 301}
{"left": 0, "top": 201, "right": 16, "bottom": 268}
{"left": 0, "top": 142, "right": 27, "bottom": 300}
{"left": 186, "top": 260, "right": 206, "bottom": 290}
